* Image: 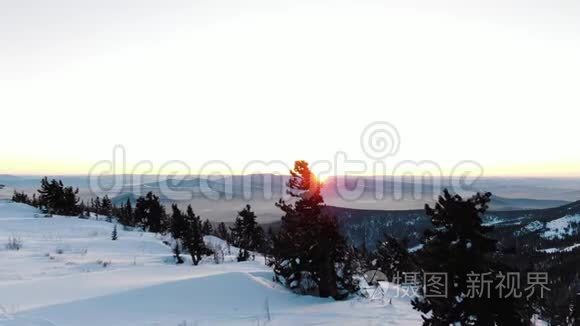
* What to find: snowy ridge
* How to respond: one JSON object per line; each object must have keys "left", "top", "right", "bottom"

{"left": 539, "top": 243, "right": 580, "bottom": 254}
{"left": 0, "top": 201, "right": 421, "bottom": 325}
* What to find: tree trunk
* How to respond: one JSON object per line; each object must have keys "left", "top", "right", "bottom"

{"left": 317, "top": 255, "right": 337, "bottom": 298}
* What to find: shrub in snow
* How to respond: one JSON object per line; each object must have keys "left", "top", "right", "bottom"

{"left": 173, "top": 242, "right": 184, "bottom": 264}
{"left": 213, "top": 250, "right": 224, "bottom": 264}
{"left": 237, "top": 248, "right": 250, "bottom": 262}
{"left": 5, "top": 236, "right": 23, "bottom": 250}
{"left": 206, "top": 242, "right": 225, "bottom": 264}
{"left": 96, "top": 260, "right": 111, "bottom": 268}
{"left": 111, "top": 224, "right": 118, "bottom": 240}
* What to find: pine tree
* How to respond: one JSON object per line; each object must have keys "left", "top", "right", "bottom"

{"left": 411, "top": 190, "right": 532, "bottom": 325}
{"left": 134, "top": 192, "right": 167, "bottom": 233}
{"left": 37, "top": 177, "right": 79, "bottom": 216}
{"left": 101, "top": 195, "right": 113, "bottom": 222}
{"left": 122, "top": 198, "right": 134, "bottom": 226}
{"left": 183, "top": 205, "right": 209, "bottom": 266}
{"left": 61, "top": 185, "right": 80, "bottom": 216}
{"left": 374, "top": 235, "right": 417, "bottom": 282}
{"left": 85, "top": 204, "right": 91, "bottom": 218}
{"left": 170, "top": 204, "right": 187, "bottom": 240}
{"left": 116, "top": 198, "right": 134, "bottom": 226}
{"left": 217, "top": 222, "right": 230, "bottom": 242}
{"left": 240, "top": 205, "right": 264, "bottom": 252}
{"left": 31, "top": 194, "right": 39, "bottom": 207}
{"left": 78, "top": 201, "right": 87, "bottom": 218}
{"left": 201, "top": 219, "right": 213, "bottom": 236}
{"left": 37, "top": 177, "right": 59, "bottom": 213}
{"left": 271, "top": 160, "right": 358, "bottom": 300}
{"left": 230, "top": 205, "right": 265, "bottom": 261}
{"left": 111, "top": 224, "right": 118, "bottom": 240}
{"left": 230, "top": 215, "right": 244, "bottom": 247}
{"left": 12, "top": 191, "right": 30, "bottom": 204}
{"left": 93, "top": 197, "right": 101, "bottom": 217}
{"left": 169, "top": 204, "right": 188, "bottom": 265}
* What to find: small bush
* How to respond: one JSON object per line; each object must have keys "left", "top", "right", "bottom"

{"left": 207, "top": 243, "right": 225, "bottom": 264}
{"left": 5, "top": 236, "right": 23, "bottom": 250}
{"left": 96, "top": 259, "right": 111, "bottom": 268}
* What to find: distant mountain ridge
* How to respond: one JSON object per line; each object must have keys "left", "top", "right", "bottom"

{"left": 327, "top": 199, "right": 580, "bottom": 251}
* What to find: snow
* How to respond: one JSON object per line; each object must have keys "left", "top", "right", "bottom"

{"left": 539, "top": 243, "right": 580, "bottom": 254}
{"left": 408, "top": 244, "right": 423, "bottom": 252}
{"left": 523, "top": 221, "right": 544, "bottom": 233}
{"left": 541, "top": 214, "right": 580, "bottom": 239}
{"left": 0, "top": 200, "right": 421, "bottom": 325}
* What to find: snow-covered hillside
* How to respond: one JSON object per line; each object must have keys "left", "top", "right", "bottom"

{"left": 0, "top": 200, "right": 421, "bottom": 325}
{"left": 541, "top": 214, "right": 580, "bottom": 239}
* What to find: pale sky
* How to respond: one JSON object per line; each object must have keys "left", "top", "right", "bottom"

{"left": 1, "top": 0, "right": 579, "bottom": 177}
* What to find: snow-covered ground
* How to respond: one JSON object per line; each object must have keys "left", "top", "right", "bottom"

{"left": 539, "top": 243, "right": 580, "bottom": 254}
{"left": 0, "top": 200, "right": 421, "bottom": 326}
{"left": 541, "top": 214, "right": 580, "bottom": 239}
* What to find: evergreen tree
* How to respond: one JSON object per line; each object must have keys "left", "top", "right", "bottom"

{"left": 37, "top": 177, "right": 79, "bottom": 216}
{"left": 170, "top": 204, "right": 187, "bottom": 240}
{"left": 122, "top": 198, "right": 134, "bottom": 226}
{"left": 12, "top": 191, "right": 30, "bottom": 204}
{"left": 183, "top": 205, "right": 209, "bottom": 266}
{"left": 230, "top": 205, "right": 265, "bottom": 260}
{"left": 78, "top": 200, "right": 87, "bottom": 218}
{"left": 84, "top": 204, "right": 91, "bottom": 218}
{"left": 61, "top": 185, "right": 80, "bottom": 216}
{"left": 374, "top": 235, "right": 417, "bottom": 282}
{"left": 217, "top": 222, "right": 230, "bottom": 242}
{"left": 111, "top": 204, "right": 121, "bottom": 221}
{"left": 134, "top": 192, "right": 167, "bottom": 233}
{"left": 230, "top": 215, "right": 244, "bottom": 246}
{"left": 93, "top": 197, "right": 101, "bottom": 217}
{"left": 270, "top": 160, "right": 358, "bottom": 300}
{"left": 101, "top": 195, "right": 113, "bottom": 222}
{"left": 201, "top": 219, "right": 213, "bottom": 236}
{"left": 31, "top": 194, "right": 39, "bottom": 207}
{"left": 37, "top": 177, "right": 59, "bottom": 212}
{"left": 412, "top": 190, "right": 532, "bottom": 326}
{"left": 169, "top": 204, "right": 188, "bottom": 265}
{"left": 111, "top": 224, "right": 118, "bottom": 240}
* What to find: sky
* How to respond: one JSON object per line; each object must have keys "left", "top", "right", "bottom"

{"left": 1, "top": 0, "right": 579, "bottom": 177}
